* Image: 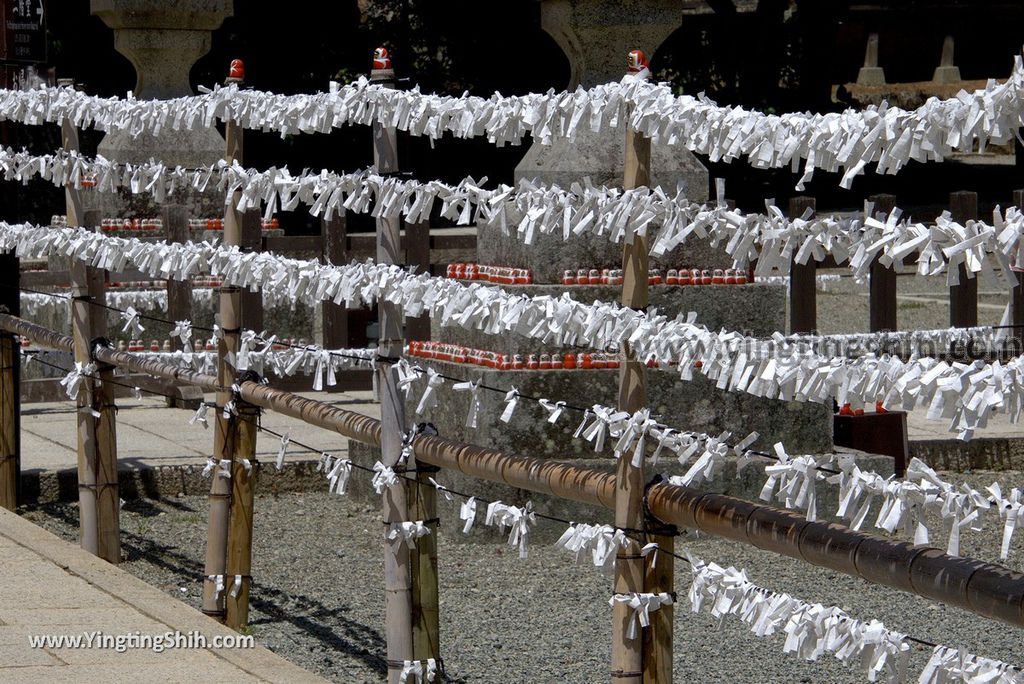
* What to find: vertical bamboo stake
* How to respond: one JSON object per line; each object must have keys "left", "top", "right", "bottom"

{"left": 405, "top": 221, "right": 432, "bottom": 341}
{"left": 203, "top": 59, "right": 245, "bottom": 621}
{"left": 371, "top": 48, "right": 416, "bottom": 683}
{"left": 65, "top": 116, "right": 121, "bottom": 564}
{"left": 225, "top": 401, "right": 259, "bottom": 630}
{"left": 321, "top": 213, "right": 349, "bottom": 348}
{"left": 412, "top": 464, "right": 441, "bottom": 663}
{"left": 613, "top": 49, "right": 652, "bottom": 684}
{"left": 642, "top": 530, "right": 674, "bottom": 684}
{"left": 164, "top": 204, "right": 192, "bottom": 408}
{"left": 0, "top": 250, "right": 18, "bottom": 511}
{"left": 240, "top": 210, "right": 264, "bottom": 334}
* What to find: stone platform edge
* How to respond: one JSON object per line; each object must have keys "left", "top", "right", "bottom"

{"left": 0, "top": 506, "right": 328, "bottom": 684}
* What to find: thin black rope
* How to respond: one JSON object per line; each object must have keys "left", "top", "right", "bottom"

{"left": 20, "top": 349, "right": 998, "bottom": 658}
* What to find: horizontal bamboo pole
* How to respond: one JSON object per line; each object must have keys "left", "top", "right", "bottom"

{"left": 3, "top": 312, "right": 1024, "bottom": 627}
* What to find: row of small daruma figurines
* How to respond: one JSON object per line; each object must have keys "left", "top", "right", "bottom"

{"left": 446, "top": 262, "right": 755, "bottom": 286}
{"left": 408, "top": 340, "right": 666, "bottom": 371}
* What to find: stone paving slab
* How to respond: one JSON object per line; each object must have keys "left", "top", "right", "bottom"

{"left": 0, "top": 506, "right": 327, "bottom": 683}
{"left": 907, "top": 406, "right": 1020, "bottom": 441}
{"left": 19, "top": 391, "right": 381, "bottom": 474}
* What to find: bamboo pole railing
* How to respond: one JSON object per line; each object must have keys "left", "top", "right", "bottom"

{"left": 4, "top": 310, "right": 1024, "bottom": 630}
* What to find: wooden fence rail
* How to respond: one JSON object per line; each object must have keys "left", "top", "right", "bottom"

{"left": 787, "top": 189, "right": 1024, "bottom": 337}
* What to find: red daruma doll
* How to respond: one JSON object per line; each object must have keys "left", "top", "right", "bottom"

{"left": 373, "top": 47, "right": 392, "bottom": 70}
{"left": 229, "top": 59, "right": 244, "bottom": 80}
{"left": 627, "top": 49, "right": 648, "bottom": 74}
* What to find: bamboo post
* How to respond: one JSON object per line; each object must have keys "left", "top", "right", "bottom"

{"left": 411, "top": 460, "right": 441, "bottom": 663}
{"left": 949, "top": 191, "right": 979, "bottom": 328}
{"left": 240, "top": 210, "right": 264, "bottom": 335}
{"left": 164, "top": 204, "right": 192, "bottom": 407}
{"left": 868, "top": 194, "right": 898, "bottom": 332}
{"left": 64, "top": 116, "right": 121, "bottom": 564}
{"left": 225, "top": 400, "right": 259, "bottom": 630}
{"left": 642, "top": 528, "right": 674, "bottom": 684}
{"left": 788, "top": 196, "right": 817, "bottom": 334}
{"left": 321, "top": 213, "right": 349, "bottom": 348}
{"left": 405, "top": 221, "right": 432, "bottom": 341}
{"left": 0, "top": 250, "right": 18, "bottom": 511}
{"left": 203, "top": 59, "right": 246, "bottom": 621}
{"left": 1011, "top": 190, "right": 1024, "bottom": 333}
{"left": 614, "top": 49, "right": 652, "bottom": 684}
{"left": 371, "top": 48, "right": 417, "bottom": 683}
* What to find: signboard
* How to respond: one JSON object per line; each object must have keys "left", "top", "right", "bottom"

{"left": 0, "top": 62, "right": 51, "bottom": 89}
{"left": 0, "top": 0, "right": 46, "bottom": 63}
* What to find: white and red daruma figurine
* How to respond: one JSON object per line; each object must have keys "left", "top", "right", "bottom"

{"left": 229, "top": 59, "right": 244, "bottom": 81}
{"left": 627, "top": 49, "right": 648, "bottom": 73}
{"left": 373, "top": 47, "right": 392, "bottom": 70}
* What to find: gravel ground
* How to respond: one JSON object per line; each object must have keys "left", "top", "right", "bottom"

{"left": 20, "top": 468, "right": 1024, "bottom": 684}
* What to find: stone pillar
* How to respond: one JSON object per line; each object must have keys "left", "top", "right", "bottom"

{"left": 932, "top": 36, "right": 961, "bottom": 85}
{"left": 497, "top": 0, "right": 714, "bottom": 283}
{"left": 91, "top": 1, "right": 231, "bottom": 165}
{"left": 856, "top": 33, "right": 885, "bottom": 87}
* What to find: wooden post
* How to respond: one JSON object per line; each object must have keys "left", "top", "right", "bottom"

{"left": 0, "top": 251, "right": 19, "bottom": 511}
{"left": 411, "top": 463, "right": 440, "bottom": 664}
{"left": 224, "top": 402, "right": 259, "bottom": 630}
{"left": 321, "top": 213, "right": 349, "bottom": 348}
{"left": 788, "top": 196, "right": 817, "bottom": 334}
{"left": 614, "top": 49, "right": 652, "bottom": 684}
{"left": 164, "top": 204, "right": 192, "bottom": 407}
{"left": 949, "top": 191, "right": 979, "bottom": 328}
{"left": 372, "top": 52, "right": 417, "bottom": 684}
{"left": 868, "top": 194, "right": 898, "bottom": 332}
{"left": 1011, "top": 190, "right": 1024, "bottom": 333}
{"left": 405, "top": 221, "right": 431, "bottom": 341}
{"left": 65, "top": 116, "right": 120, "bottom": 564}
{"left": 642, "top": 529, "right": 674, "bottom": 684}
{"left": 240, "top": 210, "right": 263, "bottom": 335}
{"left": 203, "top": 61, "right": 246, "bottom": 622}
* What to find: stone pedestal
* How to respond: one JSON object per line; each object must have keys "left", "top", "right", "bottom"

{"left": 433, "top": 282, "right": 787, "bottom": 356}
{"left": 86, "top": 1, "right": 233, "bottom": 220}
{"left": 406, "top": 359, "right": 832, "bottom": 457}
{"left": 419, "top": 279, "right": 834, "bottom": 457}
{"left": 430, "top": 2, "right": 820, "bottom": 472}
